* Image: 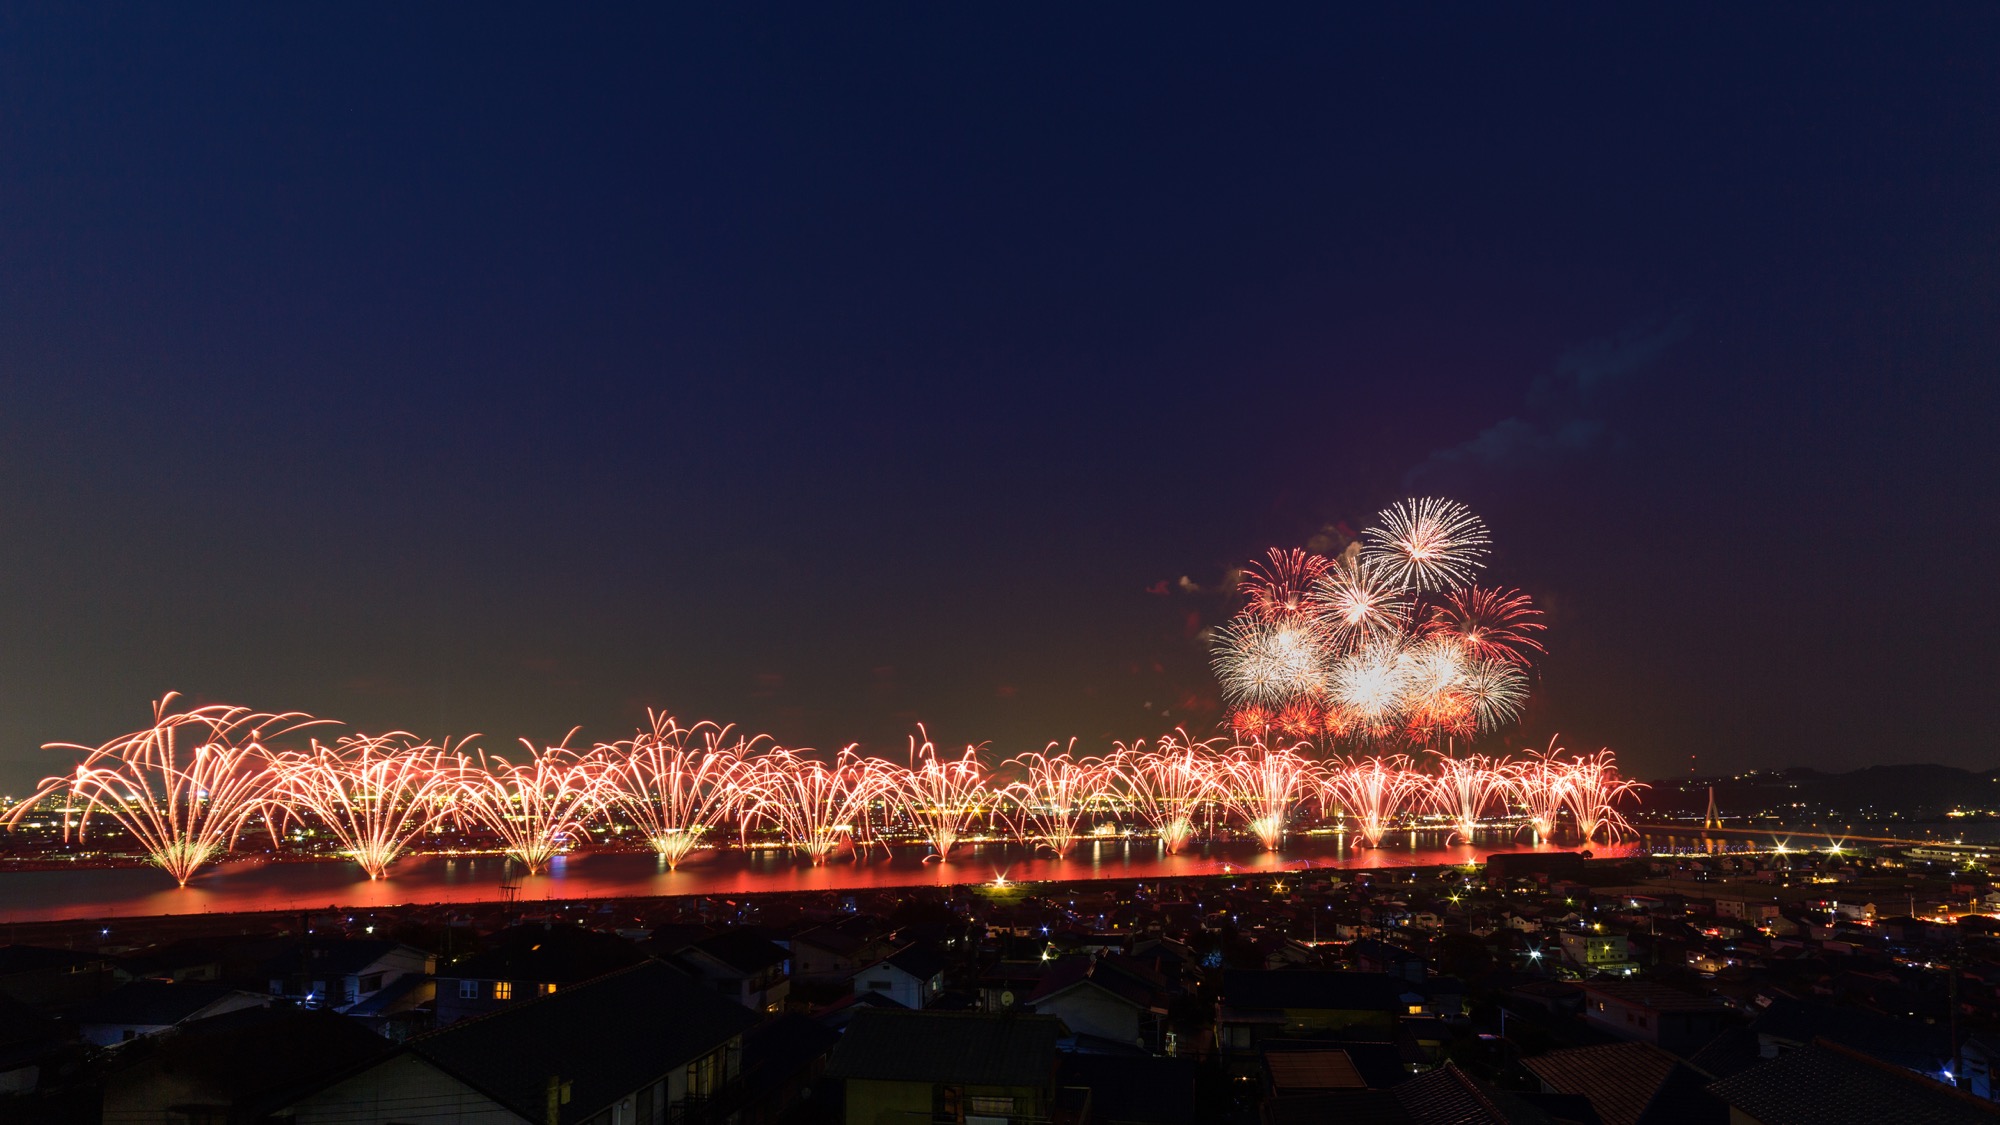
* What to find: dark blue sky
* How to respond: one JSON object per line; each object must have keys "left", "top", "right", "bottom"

{"left": 1, "top": 6, "right": 1994, "bottom": 789}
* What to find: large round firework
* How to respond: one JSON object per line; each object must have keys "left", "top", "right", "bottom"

{"left": 1362, "top": 497, "right": 1490, "bottom": 592}
{"left": 1309, "top": 553, "right": 1412, "bottom": 651}
{"left": 1238, "top": 547, "right": 1331, "bottom": 623}
{"left": 1425, "top": 585, "right": 1545, "bottom": 666}
{"left": 1459, "top": 657, "right": 1530, "bottom": 733}
{"left": 1212, "top": 616, "right": 1331, "bottom": 709}
{"left": 1328, "top": 640, "right": 1413, "bottom": 736}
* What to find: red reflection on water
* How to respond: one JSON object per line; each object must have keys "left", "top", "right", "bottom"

{"left": 0, "top": 834, "right": 1637, "bottom": 923}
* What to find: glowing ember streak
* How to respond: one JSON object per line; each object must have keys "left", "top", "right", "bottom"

{"left": 1218, "top": 743, "right": 1318, "bottom": 849}
{"left": 1109, "top": 731, "right": 1222, "bottom": 854}
{"left": 1324, "top": 754, "right": 1424, "bottom": 846}
{"left": 741, "top": 748, "right": 885, "bottom": 864}
{"left": 1001, "top": 745, "right": 1110, "bottom": 857}
{"left": 1362, "top": 497, "right": 1490, "bottom": 592}
{"left": 1559, "top": 748, "right": 1647, "bottom": 842}
{"left": 3, "top": 695, "right": 323, "bottom": 886}
{"left": 598, "top": 714, "right": 757, "bottom": 869}
{"left": 890, "top": 732, "right": 989, "bottom": 861}
{"left": 449, "top": 744, "right": 608, "bottom": 874}
{"left": 271, "top": 733, "right": 464, "bottom": 879}
{"left": 1424, "top": 751, "right": 1508, "bottom": 842}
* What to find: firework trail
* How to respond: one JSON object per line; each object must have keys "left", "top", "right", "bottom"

{"left": 741, "top": 748, "right": 886, "bottom": 864}
{"left": 1324, "top": 754, "right": 1424, "bottom": 846}
{"left": 1560, "top": 748, "right": 1648, "bottom": 842}
{"left": 1108, "top": 730, "right": 1222, "bottom": 854}
{"left": 892, "top": 733, "right": 989, "bottom": 861}
{"left": 1423, "top": 751, "right": 1508, "bottom": 842}
{"left": 1217, "top": 742, "right": 1319, "bottom": 849}
{"left": 449, "top": 743, "right": 608, "bottom": 874}
{"left": 4, "top": 695, "right": 322, "bottom": 886}
{"left": 1000, "top": 745, "right": 1110, "bottom": 857}
{"left": 271, "top": 732, "right": 465, "bottom": 879}
{"left": 599, "top": 714, "right": 758, "bottom": 869}
{"left": 1510, "top": 742, "right": 1573, "bottom": 842}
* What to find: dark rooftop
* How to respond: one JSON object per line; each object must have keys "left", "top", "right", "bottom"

{"left": 826, "top": 1009, "right": 1063, "bottom": 1087}
{"left": 1221, "top": 970, "right": 1411, "bottom": 1013}
{"left": 73, "top": 981, "right": 261, "bottom": 1028}
{"left": 1707, "top": 1040, "right": 2000, "bottom": 1125}
{"left": 410, "top": 959, "right": 760, "bottom": 1125}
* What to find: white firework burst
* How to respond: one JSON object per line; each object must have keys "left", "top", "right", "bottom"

{"left": 1362, "top": 497, "right": 1491, "bottom": 592}
{"left": 1309, "top": 553, "right": 1412, "bottom": 651}
{"left": 1211, "top": 617, "right": 1330, "bottom": 708}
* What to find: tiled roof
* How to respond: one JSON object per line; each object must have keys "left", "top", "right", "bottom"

{"left": 1577, "top": 980, "right": 1718, "bottom": 1013}
{"left": 1264, "top": 1048, "right": 1368, "bottom": 1094}
{"left": 825, "top": 1009, "right": 1062, "bottom": 1087}
{"left": 1522, "top": 1042, "right": 1678, "bottom": 1125}
{"left": 1395, "top": 1062, "right": 1550, "bottom": 1124}
{"left": 410, "top": 960, "right": 759, "bottom": 1124}
{"left": 1708, "top": 1041, "right": 2000, "bottom": 1125}
{"left": 73, "top": 981, "right": 259, "bottom": 1027}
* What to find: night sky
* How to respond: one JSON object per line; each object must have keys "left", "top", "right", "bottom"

{"left": 1, "top": 7, "right": 1994, "bottom": 791}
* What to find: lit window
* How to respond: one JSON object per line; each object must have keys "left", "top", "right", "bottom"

{"left": 539, "top": 982, "right": 557, "bottom": 996}
{"left": 493, "top": 981, "right": 515, "bottom": 1000}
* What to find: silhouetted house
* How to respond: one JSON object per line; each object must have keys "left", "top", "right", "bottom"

{"left": 851, "top": 946, "right": 947, "bottom": 1011}
{"left": 825, "top": 1009, "right": 1077, "bottom": 1125}
{"left": 1748, "top": 996, "right": 1955, "bottom": 1082}
{"left": 433, "top": 924, "right": 649, "bottom": 1025}
{"left": 0, "top": 945, "right": 122, "bottom": 1006}
{"left": 1215, "top": 971, "right": 1409, "bottom": 1062}
{"left": 1260, "top": 1061, "right": 1552, "bottom": 1125}
{"left": 791, "top": 920, "right": 896, "bottom": 980}
{"left": 740, "top": 1011, "right": 839, "bottom": 1125}
{"left": 672, "top": 930, "right": 793, "bottom": 1013}
{"left": 1059, "top": 1053, "right": 1200, "bottom": 1125}
{"left": 1025, "top": 957, "right": 1162, "bottom": 1054}
{"left": 101, "top": 1006, "right": 388, "bottom": 1125}
{"left": 1578, "top": 981, "right": 1731, "bottom": 1054}
{"left": 1522, "top": 1041, "right": 1727, "bottom": 1125}
{"left": 73, "top": 981, "right": 269, "bottom": 1047}
{"left": 0, "top": 995, "right": 70, "bottom": 1096}
{"left": 1708, "top": 1039, "right": 2000, "bottom": 1125}
{"left": 1485, "top": 852, "right": 1587, "bottom": 884}
{"left": 280, "top": 960, "right": 760, "bottom": 1125}
{"left": 262, "top": 939, "right": 432, "bottom": 1011}
{"left": 1352, "top": 939, "right": 1427, "bottom": 983}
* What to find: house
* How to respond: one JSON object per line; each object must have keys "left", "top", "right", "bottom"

{"left": 1522, "top": 1041, "right": 1727, "bottom": 1125}
{"left": 1559, "top": 931, "right": 1637, "bottom": 976}
{"left": 1579, "top": 980, "right": 1731, "bottom": 1054}
{"left": 262, "top": 939, "right": 433, "bottom": 1011}
{"left": 1059, "top": 1053, "right": 1200, "bottom": 1125}
{"left": 1260, "top": 1061, "right": 1553, "bottom": 1125}
{"left": 1351, "top": 939, "right": 1426, "bottom": 983}
{"left": 101, "top": 1006, "right": 390, "bottom": 1125}
{"left": 790, "top": 918, "right": 897, "bottom": 979}
{"left": 280, "top": 960, "right": 761, "bottom": 1125}
{"left": 0, "top": 995, "right": 70, "bottom": 1096}
{"left": 1214, "top": 971, "right": 1408, "bottom": 1061}
{"left": 825, "top": 1009, "right": 1078, "bottom": 1125}
{"left": 72, "top": 981, "right": 269, "bottom": 1047}
{"left": 851, "top": 946, "right": 948, "bottom": 1011}
{"left": 1025, "top": 957, "right": 1162, "bottom": 1054}
{"left": 433, "top": 924, "right": 649, "bottom": 1025}
{"left": 671, "top": 930, "right": 793, "bottom": 1013}
{"left": 740, "top": 1012, "right": 840, "bottom": 1125}
{"left": 1708, "top": 1039, "right": 2000, "bottom": 1125}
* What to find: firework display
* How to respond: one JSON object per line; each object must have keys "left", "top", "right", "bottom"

{"left": 1216, "top": 498, "right": 1540, "bottom": 747}
{"left": 2, "top": 499, "right": 1644, "bottom": 885}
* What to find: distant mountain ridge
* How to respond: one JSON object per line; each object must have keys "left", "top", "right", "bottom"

{"left": 1645, "top": 763, "right": 2000, "bottom": 818}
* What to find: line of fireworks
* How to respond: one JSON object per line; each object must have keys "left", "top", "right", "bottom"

{"left": 1215, "top": 497, "right": 1544, "bottom": 748}
{"left": 3, "top": 698, "right": 1643, "bottom": 884}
